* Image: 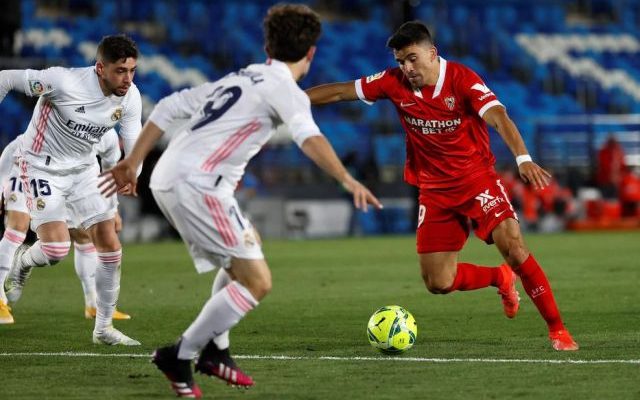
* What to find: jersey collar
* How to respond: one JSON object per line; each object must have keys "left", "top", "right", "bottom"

{"left": 432, "top": 56, "right": 447, "bottom": 99}
{"left": 266, "top": 58, "right": 294, "bottom": 79}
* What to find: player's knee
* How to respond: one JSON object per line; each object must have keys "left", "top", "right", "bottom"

{"left": 421, "top": 272, "right": 453, "bottom": 295}
{"left": 502, "top": 241, "right": 528, "bottom": 268}
{"left": 250, "top": 276, "right": 272, "bottom": 300}
{"left": 236, "top": 272, "right": 271, "bottom": 301}
{"left": 41, "top": 241, "right": 71, "bottom": 265}
{"left": 7, "top": 212, "right": 30, "bottom": 232}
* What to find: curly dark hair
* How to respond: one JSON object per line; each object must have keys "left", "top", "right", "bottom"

{"left": 263, "top": 3, "right": 322, "bottom": 62}
{"left": 387, "top": 21, "right": 433, "bottom": 51}
{"left": 96, "top": 34, "right": 138, "bottom": 63}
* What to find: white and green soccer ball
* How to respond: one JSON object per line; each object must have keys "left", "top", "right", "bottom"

{"left": 366, "top": 305, "right": 417, "bottom": 353}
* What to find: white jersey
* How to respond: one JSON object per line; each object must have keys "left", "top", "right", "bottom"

{"left": 94, "top": 129, "right": 121, "bottom": 170}
{"left": 0, "top": 66, "right": 141, "bottom": 172}
{"left": 149, "top": 59, "right": 322, "bottom": 192}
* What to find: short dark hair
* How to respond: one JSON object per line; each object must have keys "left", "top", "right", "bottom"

{"left": 386, "top": 21, "right": 433, "bottom": 51}
{"left": 96, "top": 34, "right": 138, "bottom": 63}
{"left": 263, "top": 3, "right": 322, "bottom": 62}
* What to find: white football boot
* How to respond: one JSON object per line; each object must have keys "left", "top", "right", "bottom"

{"left": 93, "top": 326, "right": 141, "bottom": 346}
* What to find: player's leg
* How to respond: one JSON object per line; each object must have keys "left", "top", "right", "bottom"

{"left": 151, "top": 186, "right": 263, "bottom": 393}
{"left": 69, "top": 227, "right": 131, "bottom": 320}
{"left": 6, "top": 221, "right": 71, "bottom": 304}
{"left": 0, "top": 209, "right": 29, "bottom": 323}
{"left": 69, "top": 228, "right": 98, "bottom": 315}
{"left": 189, "top": 257, "right": 269, "bottom": 387}
{"left": 492, "top": 219, "right": 578, "bottom": 351}
{"left": 211, "top": 267, "right": 232, "bottom": 348}
{"left": 86, "top": 218, "right": 138, "bottom": 346}
{"left": 416, "top": 192, "right": 516, "bottom": 311}
{"left": 208, "top": 227, "right": 261, "bottom": 351}
{"left": 6, "top": 163, "right": 72, "bottom": 303}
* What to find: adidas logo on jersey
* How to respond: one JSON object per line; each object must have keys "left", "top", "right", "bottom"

{"left": 74, "top": 106, "right": 85, "bottom": 113}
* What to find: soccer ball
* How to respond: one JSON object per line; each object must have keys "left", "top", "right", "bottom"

{"left": 366, "top": 305, "right": 417, "bottom": 353}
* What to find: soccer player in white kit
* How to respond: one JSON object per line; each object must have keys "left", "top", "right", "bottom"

{"left": 101, "top": 4, "right": 382, "bottom": 397}
{"left": 0, "top": 131, "right": 131, "bottom": 324}
{"left": 0, "top": 34, "right": 141, "bottom": 344}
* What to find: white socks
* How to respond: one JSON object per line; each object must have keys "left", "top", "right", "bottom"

{"left": 74, "top": 243, "right": 98, "bottom": 308}
{"left": 211, "top": 268, "right": 232, "bottom": 350}
{"left": 94, "top": 250, "right": 122, "bottom": 332}
{"left": 178, "top": 280, "right": 258, "bottom": 360}
{"left": 0, "top": 228, "right": 26, "bottom": 303}
{"left": 20, "top": 240, "right": 70, "bottom": 267}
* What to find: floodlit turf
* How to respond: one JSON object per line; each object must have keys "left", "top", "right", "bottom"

{"left": 2, "top": 231, "right": 640, "bottom": 399}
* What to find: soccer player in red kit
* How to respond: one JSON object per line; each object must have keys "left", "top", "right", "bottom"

{"left": 306, "top": 21, "right": 578, "bottom": 351}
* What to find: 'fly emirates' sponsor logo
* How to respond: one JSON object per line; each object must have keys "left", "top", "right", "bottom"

{"left": 403, "top": 115, "right": 462, "bottom": 135}
{"left": 65, "top": 119, "right": 110, "bottom": 142}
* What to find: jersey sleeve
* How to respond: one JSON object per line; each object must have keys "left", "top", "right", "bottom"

{"left": 22, "top": 67, "right": 65, "bottom": 97}
{"left": 147, "top": 82, "right": 215, "bottom": 132}
{"left": 458, "top": 67, "right": 504, "bottom": 118}
{"left": 0, "top": 67, "right": 63, "bottom": 102}
{"left": 118, "top": 85, "right": 143, "bottom": 158}
{"left": 354, "top": 69, "right": 390, "bottom": 105}
{"left": 265, "top": 80, "right": 322, "bottom": 148}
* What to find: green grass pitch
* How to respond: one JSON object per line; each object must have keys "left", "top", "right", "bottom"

{"left": 2, "top": 231, "right": 640, "bottom": 399}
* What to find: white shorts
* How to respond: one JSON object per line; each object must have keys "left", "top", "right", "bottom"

{"left": 3, "top": 162, "right": 29, "bottom": 214}
{"left": 19, "top": 159, "right": 116, "bottom": 231}
{"left": 152, "top": 182, "right": 264, "bottom": 274}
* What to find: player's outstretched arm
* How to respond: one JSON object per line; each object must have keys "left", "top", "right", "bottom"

{"left": 300, "top": 135, "right": 382, "bottom": 212}
{"left": 0, "top": 70, "right": 27, "bottom": 102}
{"left": 483, "top": 105, "right": 551, "bottom": 189}
{"left": 99, "top": 120, "right": 164, "bottom": 197}
{"left": 305, "top": 81, "right": 358, "bottom": 105}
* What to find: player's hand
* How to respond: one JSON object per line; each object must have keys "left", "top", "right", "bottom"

{"left": 99, "top": 159, "right": 138, "bottom": 197}
{"left": 117, "top": 183, "right": 135, "bottom": 195}
{"left": 518, "top": 161, "right": 552, "bottom": 190}
{"left": 342, "top": 176, "right": 383, "bottom": 212}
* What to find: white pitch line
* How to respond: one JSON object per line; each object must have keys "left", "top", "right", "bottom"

{"left": 0, "top": 352, "right": 639, "bottom": 365}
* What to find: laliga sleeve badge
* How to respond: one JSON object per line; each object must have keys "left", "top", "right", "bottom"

{"left": 365, "top": 71, "right": 386, "bottom": 83}
{"left": 111, "top": 106, "right": 123, "bottom": 121}
{"left": 36, "top": 198, "right": 46, "bottom": 210}
{"left": 29, "top": 80, "right": 44, "bottom": 95}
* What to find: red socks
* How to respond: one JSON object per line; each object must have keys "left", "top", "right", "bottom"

{"left": 448, "top": 263, "right": 502, "bottom": 291}
{"left": 515, "top": 254, "right": 565, "bottom": 332}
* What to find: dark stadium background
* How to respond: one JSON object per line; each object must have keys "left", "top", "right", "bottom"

{"left": 2, "top": 0, "right": 639, "bottom": 239}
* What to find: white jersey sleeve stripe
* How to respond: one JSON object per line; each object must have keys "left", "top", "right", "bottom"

{"left": 478, "top": 100, "right": 504, "bottom": 118}
{"left": 201, "top": 120, "right": 262, "bottom": 173}
{"left": 354, "top": 79, "right": 374, "bottom": 105}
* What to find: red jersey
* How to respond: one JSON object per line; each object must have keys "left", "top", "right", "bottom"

{"left": 356, "top": 57, "right": 503, "bottom": 189}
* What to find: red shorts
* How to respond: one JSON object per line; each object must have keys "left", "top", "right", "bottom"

{"left": 416, "top": 170, "right": 518, "bottom": 253}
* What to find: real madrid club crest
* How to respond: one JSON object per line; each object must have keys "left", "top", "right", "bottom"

{"left": 444, "top": 96, "right": 456, "bottom": 111}
{"left": 243, "top": 230, "right": 256, "bottom": 247}
{"left": 9, "top": 193, "right": 17, "bottom": 203}
{"left": 111, "top": 106, "right": 123, "bottom": 121}
{"left": 36, "top": 198, "right": 46, "bottom": 210}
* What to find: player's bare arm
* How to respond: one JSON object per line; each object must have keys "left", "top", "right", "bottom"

{"left": 483, "top": 105, "right": 551, "bottom": 190}
{"left": 300, "top": 135, "right": 382, "bottom": 211}
{"left": 305, "top": 81, "right": 358, "bottom": 105}
{"left": 100, "top": 120, "right": 164, "bottom": 197}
